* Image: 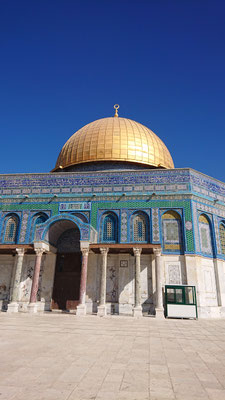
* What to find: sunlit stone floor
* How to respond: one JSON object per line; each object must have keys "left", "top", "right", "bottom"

{"left": 0, "top": 313, "right": 225, "bottom": 400}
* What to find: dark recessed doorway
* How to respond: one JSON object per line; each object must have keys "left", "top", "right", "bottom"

{"left": 52, "top": 252, "right": 81, "bottom": 310}
{"left": 51, "top": 225, "right": 81, "bottom": 311}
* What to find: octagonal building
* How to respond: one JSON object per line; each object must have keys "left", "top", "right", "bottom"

{"left": 1, "top": 107, "right": 225, "bottom": 319}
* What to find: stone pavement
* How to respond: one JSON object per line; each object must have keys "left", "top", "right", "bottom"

{"left": 0, "top": 314, "right": 225, "bottom": 400}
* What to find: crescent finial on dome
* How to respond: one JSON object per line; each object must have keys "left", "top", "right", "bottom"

{"left": 114, "top": 104, "right": 120, "bottom": 117}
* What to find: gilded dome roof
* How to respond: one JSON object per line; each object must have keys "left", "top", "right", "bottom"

{"left": 53, "top": 115, "right": 174, "bottom": 171}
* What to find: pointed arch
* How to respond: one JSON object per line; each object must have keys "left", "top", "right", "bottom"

{"left": 3, "top": 213, "right": 20, "bottom": 244}
{"left": 198, "top": 213, "right": 213, "bottom": 255}
{"left": 33, "top": 212, "right": 49, "bottom": 226}
{"left": 30, "top": 212, "right": 49, "bottom": 242}
{"left": 130, "top": 211, "right": 149, "bottom": 242}
{"left": 219, "top": 221, "right": 225, "bottom": 255}
{"left": 37, "top": 214, "right": 90, "bottom": 243}
{"left": 162, "top": 210, "right": 183, "bottom": 253}
{"left": 100, "top": 212, "right": 118, "bottom": 243}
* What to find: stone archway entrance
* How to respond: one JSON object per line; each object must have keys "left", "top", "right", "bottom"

{"left": 48, "top": 220, "right": 81, "bottom": 311}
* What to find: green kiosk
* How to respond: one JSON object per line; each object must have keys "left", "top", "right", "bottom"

{"left": 165, "top": 285, "right": 198, "bottom": 319}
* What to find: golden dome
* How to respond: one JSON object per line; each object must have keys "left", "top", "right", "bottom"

{"left": 53, "top": 115, "right": 174, "bottom": 171}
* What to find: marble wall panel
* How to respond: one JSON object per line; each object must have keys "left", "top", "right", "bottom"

{"left": 217, "top": 259, "right": 225, "bottom": 307}
{"left": 196, "top": 258, "right": 217, "bottom": 307}
{"left": 40, "top": 253, "right": 57, "bottom": 310}
{"left": 0, "top": 255, "right": 14, "bottom": 309}
{"left": 19, "top": 255, "right": 36, "bottom": 302}
{"left": 118, "top": 255, "right": 130, "bottom": 305}
{"left": 106, "top": 255, "right": 118, "bottom": 303}
{"left": 19, "top": 254, "right": 45, "bottom": 307}
{"left": 140, "top": 256, "right": 149, "bottom": 303}
{"left": 162, "top": 255, "right": 187, "bottom": 285}
{"left": 86, "top": 253, "right": 99, "bottom": 312}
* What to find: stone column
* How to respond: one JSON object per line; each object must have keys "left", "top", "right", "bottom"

{"left": 133, "top": 248, "right": 143, "bottom": 317}
{"left": 76, "top": 247, "right": 89, "bottom": 316}
{"left": 28, "top": 248, "right": 44, "bottom": 313}
{"left": 213, "top": 258, "right": 222, "bottom": 307}
{"left": 153, "top": 248, "right": 164, "bottom": 318}
{"left": 97, "top": 247, "right": 109, "bottom": 316}
{"left": 7, "top": 248, "right": 25, "bottom": 313}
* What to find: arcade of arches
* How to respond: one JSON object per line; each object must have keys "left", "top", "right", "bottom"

{"left": 6, "top": 219, "right": 164, "bottom": 317}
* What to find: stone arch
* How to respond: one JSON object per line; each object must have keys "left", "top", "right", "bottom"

{"left": 161, "top": 209, "right": 183, "bottom": 253}
{"left": 44, "top": 217, "right": 84, "bottom": 311}
{"left": 35, "top": 213, "right": 90, "bottom": 244}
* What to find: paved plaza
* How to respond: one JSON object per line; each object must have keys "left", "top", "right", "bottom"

{"left": 0, "top": 314, "right": 225, "bottom": 400}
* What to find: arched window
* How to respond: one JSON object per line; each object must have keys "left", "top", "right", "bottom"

{"left": 199, "top": 214, "right": 213, "bottom": 255}
{"left": 29, "top": 213, "right": 49, "bottom": 242}
{"left": 162, "top": 210, "right": 183, "bottom": 253}
{"left": 132, "top": 213, "right": 147, "bottom": 242}
{"left": 219, "top": 223, "right": 225, "bottom": 255}
{"left": 102, "top": 214, "right": 117, "bottom": 242}
{"left": 34, "top": 213, "right": 48, "bottom": 226}
{"left": 4, "top": 214, "right": 19, "bottom": 243}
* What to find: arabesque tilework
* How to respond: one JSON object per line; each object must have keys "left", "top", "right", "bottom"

{"left": 161, "top": 211, "right": 182, "bottom": 253}
{"left": 213, "top": 214, "right": 221, "bottom": 254}
{"left": 91, "top": 199, "right": 194, "bottom": 253}
{"left": 219, "top": 223, "right": 225, "bottom": 255}
{"left": 0, "top": 168, "right": 225, "bottom": 256}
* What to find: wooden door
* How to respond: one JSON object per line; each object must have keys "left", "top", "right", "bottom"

{"left": 52, "top": 252, "right": 81, "bottom": 310}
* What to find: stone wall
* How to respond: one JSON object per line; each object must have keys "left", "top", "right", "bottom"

{"left": 1, "top": 251, "right": 225, "bottom": 317}
{"left": 0, "top": 253, "right": 56, "bottom": 312}
{"left": 85, "top": 253, "right": 225, "bottom": 318}
{"left": 86, "top": 253, "right": 154, "bottom": 315}
{"left": 0, "top": 255, "right": 14, "bottom": 310}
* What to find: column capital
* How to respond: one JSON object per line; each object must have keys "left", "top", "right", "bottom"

{"left": 153, "top": 248, "right": 162, "bottom": 257}
{"left": 100, "top": 247, "right": 109, "bottom": 255}
{"left": 81, "top": 247, "right": 89, "bottom": 257}
{"left": 133, "top": 247, "right": 142, "bottom": 257}
{"left": 34, "top": 248, "right": 45, "bottom": 256}
{"left": 15, "top": 248, "right": 25, "bottom": 256}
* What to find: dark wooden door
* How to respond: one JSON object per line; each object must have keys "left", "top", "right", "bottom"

{"left": 52, "top": 252, "right": 81, "bottom": 310}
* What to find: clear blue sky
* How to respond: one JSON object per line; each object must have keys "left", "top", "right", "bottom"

{"left": 0, "top": 0, "right": 225, "bottom": 181}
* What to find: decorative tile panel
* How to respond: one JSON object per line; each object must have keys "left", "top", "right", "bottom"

{"left": 19, "top": 211, "right": 29, "bottom": 243}
{"left": 213, "top": 215, "right": 221, "bottom": 254}
{"left": 120, "top": 210, "right": 128, "bottom": 242}
{"left": 152, "top": 208, "right": 160, "bottom": 243}
{"left": 199, "top": 218, "right": 213, "bottom": 255}
{"left": 162, "top": 214, "right": 182, "bottom": 253}
{"left": 219, "top": 223, "right": 225, "bottom": 255}
{"left": 192, "top": 202, "right": 200, "bottom": 252}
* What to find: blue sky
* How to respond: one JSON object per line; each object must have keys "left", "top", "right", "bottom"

{"left": 0, "top": 0, "right": 225, "bottom": 181}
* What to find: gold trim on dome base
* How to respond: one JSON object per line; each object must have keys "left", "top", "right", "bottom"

{"left": 52, "top": 117, "right": 174, "bottom": 171}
